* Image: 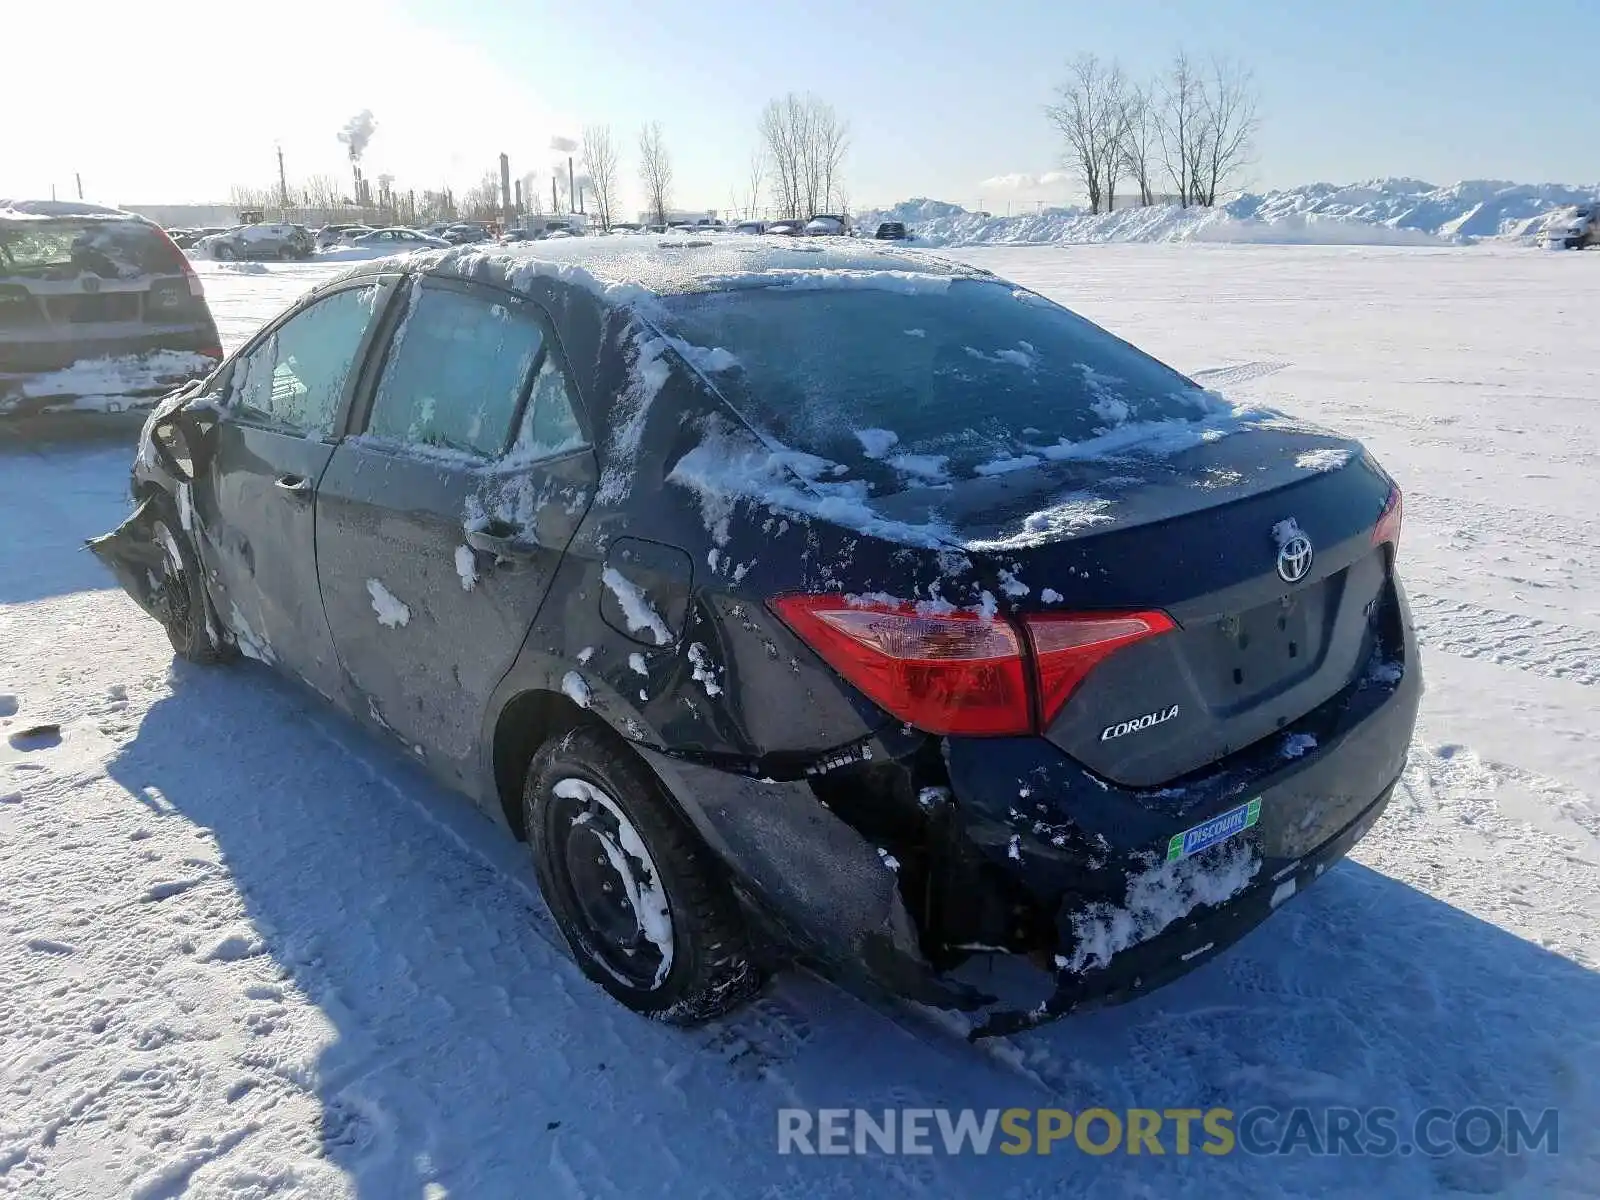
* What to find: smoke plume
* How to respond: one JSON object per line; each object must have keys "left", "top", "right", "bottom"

{"left": 549, "top": 135, "right": 578, "bottom": 154}
{"left": 338, "top": 110, "right": 378, "bottom": 162}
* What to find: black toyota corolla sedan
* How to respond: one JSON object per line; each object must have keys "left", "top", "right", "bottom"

{"left": 92, "top": 237, "right": 1419, "bottom": 1037}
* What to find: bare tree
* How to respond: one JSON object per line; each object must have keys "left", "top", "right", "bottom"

{"left": 638, "top": 121, "right": 673, "bottom": 226}
{"left": 1121, "top": 84, "right": 1158, "bottom": 206}
{"left": 743, "top": 149, "right": 764, "bottom": 220}
{"left": 461, "top": 170, "right": 500, "bottom": 220}
{"left": 1046, "top": 55, "right": 1129, "bottom": 214}
{"left": 1194, "top": 56, "right": 1259, "bottom": 206}
{"left": 1158, "top": 51, "right": 1204, "bottom": 206}
{"left": 520, "top": 171, "right": 544, "bottom": 216}
{"left": 758, "top": 93, "right": 849, "bottom": 219}
{"left": 813, "top": 102, "right": 849, "bottom": 213}
{"left": 227, "top": 183, "right": 274, "bottom": 211}
{"left": 759, "top": 95, "right": 806, "bottom": 219}
{"left": 582, "top": 125, "right": 621, "bottom": 230}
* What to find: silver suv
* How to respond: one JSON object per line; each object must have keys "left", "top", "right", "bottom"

{"left": 1, "top": 201, "right": 223, "bottom": 416}
{"left": 199, "top": 223, "right": 315, "bottom": 261}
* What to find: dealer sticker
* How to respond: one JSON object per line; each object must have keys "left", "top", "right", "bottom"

{"left": 1166, "top": 797, "right": 1263, "bottom": 862}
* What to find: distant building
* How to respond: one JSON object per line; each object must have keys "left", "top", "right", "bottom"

{"left": 120, "top": 203, "right": 239, "bottom": 228}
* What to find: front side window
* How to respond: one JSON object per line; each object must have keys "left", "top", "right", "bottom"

{"left": 367, "top": 285, "right": 568, "bottom": 458}
{"left": 230, "top": 284, "right": 380, "bottom": 437}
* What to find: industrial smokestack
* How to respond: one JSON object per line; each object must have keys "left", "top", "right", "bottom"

{"left": 499, "top": 153, "right": 512, "bottom": 226}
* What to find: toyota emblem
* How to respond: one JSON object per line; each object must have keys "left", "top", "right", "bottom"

{"left": 1276, "top": 532, "right": 1314, "bottom": 584}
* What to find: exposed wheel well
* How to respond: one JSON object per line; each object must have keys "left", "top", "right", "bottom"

{"left": 491, "top": 689, "right": 609, "bottom": 840}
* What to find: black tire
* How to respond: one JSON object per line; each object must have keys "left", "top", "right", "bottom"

{"left": 148, "top": 496, "right": 231, "bottom": 666}
{"left": 524, "top": 725, "right": 761, "bottom": 1023}
{"left": 212, "top": 243, "right": 234, "bottom": 261}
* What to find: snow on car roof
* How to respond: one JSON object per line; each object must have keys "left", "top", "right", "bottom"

{"left": 327, "top": 234, "right": 992, "bottom": 307}
{"left": 0, "top": 199, "right": 143, "bottom": 223}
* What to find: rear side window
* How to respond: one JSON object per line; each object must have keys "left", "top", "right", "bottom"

{"left": 365, "top": 286, "right": 546, "bottom": 458}
{"left": 660, "top": 279, "right": 1209, "bottom": 484}
{"left": 0, "top": 219, "right": 182, "bottom": 280}
{"left": 230, "top": 284, "right": 380, "bottom": 437}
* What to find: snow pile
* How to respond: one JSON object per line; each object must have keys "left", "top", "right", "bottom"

{"left": 1063, "top": 841, "right": 1261, "bottom": 973}
{"left": 4, "top": 351, "right": 216, "bottom": 413}
{"left": 601, "top": 567, "right": 673, "bottom": 645}
{"left": 365, "top": 579, "right": 411, "bottom": 628}
{"left": 861, "top": 179, "right": 1600, "bottom": 248}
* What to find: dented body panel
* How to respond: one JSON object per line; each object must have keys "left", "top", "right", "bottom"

{"left": 92, "top": 238, "right": 1423, "bottom": 1037}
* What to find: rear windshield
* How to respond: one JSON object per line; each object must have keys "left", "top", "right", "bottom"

{"left": 0, "top": 219, "right": 180, "bottom": 280}
{"left": 660, "top": 278, "right": 1209, "bottom": 483}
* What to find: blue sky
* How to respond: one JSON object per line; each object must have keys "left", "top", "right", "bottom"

{"left": 9, "top": 0, "right": 1594, "bottom": 211}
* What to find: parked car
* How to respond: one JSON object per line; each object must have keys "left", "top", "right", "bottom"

{"left": 734, "top": 221, "right": 767, "bottom": 235}
{"left": 170, "top": 227, "right": 227, "bottom": 249}
{"left": 317, "top": 224, "right": 372, "bottom": 249}
{"left": 1546, "top": 204, "right": 1597, "bottom": 249}
{"left": 764, "top": 221, "right": 804, "bottom": 236}
{"left": 500, "top": 229, "right": 537, "bottom": 244}
{"left": 199, "top": 223, "right": 315, "bottom": 261}
{"left": 443, "top": 223, "right": 493, "bottom": 245}
{"left": 0, "top": 201, "right": 221, "bottom": 417}
{"left": 804, "top": 214, "right": 848, "bottom": 236}
{"left": 874, "top": 221, "right": 909, "bottom": 241}
{"left": 93, "top": 239, "right": 1417, "bottom": 1037}
{"left": 348, "top": 228, "right": 451, "bottom": 249}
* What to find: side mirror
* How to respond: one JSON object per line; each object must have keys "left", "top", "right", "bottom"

{"left": 149, "top": 408, "right": 220, "bottom": 482}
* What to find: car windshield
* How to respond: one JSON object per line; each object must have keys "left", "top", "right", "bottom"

{"left": 660, "top": 278, "right": 1211, "bottom": 485}
{"left": 0, "top": 219, "right": 180, "bottom": 279}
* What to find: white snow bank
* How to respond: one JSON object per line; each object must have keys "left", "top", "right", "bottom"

{"left": 862, "top": 178, "right": 1600, "bottom": 249}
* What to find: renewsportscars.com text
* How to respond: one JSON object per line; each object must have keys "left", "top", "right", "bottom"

{"left": 777, "top": 1107, "right": 1560, "bottom": 1158}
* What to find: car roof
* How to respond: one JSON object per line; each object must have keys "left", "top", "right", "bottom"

{"left": 328, "top": 235, "right": 992, "bottom": 306}
{"left": 0, "top": 199, "right": 144, "bottom": 224}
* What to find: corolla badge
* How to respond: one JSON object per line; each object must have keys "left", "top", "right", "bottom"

{"left": 1100, "top": 704, "right": 1180, "bottom": 741}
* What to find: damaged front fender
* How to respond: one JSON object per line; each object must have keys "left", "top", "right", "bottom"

{"left": 86, "top": 497, "right": 170, "bottom": 619}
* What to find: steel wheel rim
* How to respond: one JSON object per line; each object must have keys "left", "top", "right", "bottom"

{"left": 548, "top": 776, "right": 675, "bottom": 990}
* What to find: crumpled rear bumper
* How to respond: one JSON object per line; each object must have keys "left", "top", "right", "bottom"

{"left": 967, "top": 781, "right": 1394, "bottom": 1038}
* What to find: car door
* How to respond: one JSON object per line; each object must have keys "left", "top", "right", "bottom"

{"left": 314, "top": 275, "right": 597, "bottom": 782}
{"left": 194, "top": 276, "right": 398, "bottom": 699}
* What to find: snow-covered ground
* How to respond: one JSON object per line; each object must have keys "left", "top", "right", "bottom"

{"left": 863, "top": 179, "right": 1600, "bottom": 248}
{"left": 1, "top": 247, "right": 1596, "bottom": 1198}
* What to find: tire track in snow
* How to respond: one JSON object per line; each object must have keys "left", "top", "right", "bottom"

{"left": 1409, "top": 593, "right": 1598, "bottom": 686}
{"left": 1406, "top": 492, "right": 1600, "bottom": 551}
{"left": 1188, "top": 360, "right": 1292, "bottom": 389}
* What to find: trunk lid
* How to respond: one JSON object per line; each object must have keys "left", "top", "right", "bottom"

{"left": 873, "top": 425, "right": 1396, "bottom": 786}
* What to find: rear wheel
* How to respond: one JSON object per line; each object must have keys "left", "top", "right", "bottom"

{"left": 212, "top": 243, "right": 234, "bottom": 261}
{"left": 149, "top": 499, "right": 230, "bottom": 665}
{"left": 523, "top": 726, "right": 760, "bottom": 1022}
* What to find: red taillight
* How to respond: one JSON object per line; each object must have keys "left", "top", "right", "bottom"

{"left": 771, "top": 595, "right": 1174, "bottom": 737}
{"left": 1373, "top": 484, "right": 1403, "bottom": 549}
{"left": 145, "top": 222, "right": 205, "bottom": 297}
{"left": 1024, "top": 612, "right": 1175, "bottom": 726}
{"left": 771, "top": 595, "right": 1032, "bottom": 735}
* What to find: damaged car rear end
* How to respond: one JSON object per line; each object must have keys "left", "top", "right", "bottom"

{"left": 1, "top": 201, "right": 221, "bottom": 417}
{"left": 636, "top": 260, "right": 1420, "bottom": 1036}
